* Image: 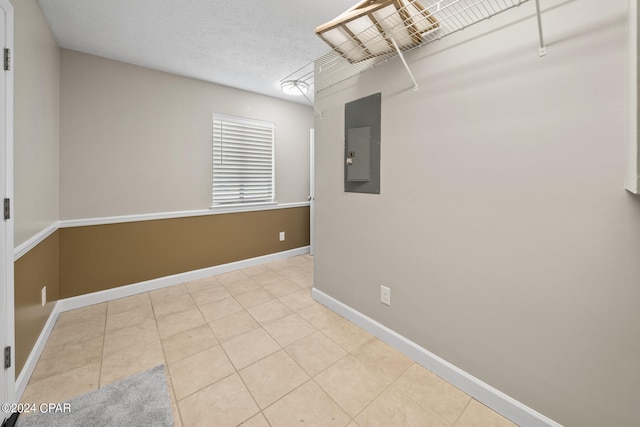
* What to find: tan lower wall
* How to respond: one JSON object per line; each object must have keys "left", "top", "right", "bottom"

{"left": 14, "top": 231, "right": 60, "bottom": 376}
{"left": 13, "top": 207, "right": 308, "bottom": 376}
{"left": 59, "top": 207, "right": 310, "bottom": 298}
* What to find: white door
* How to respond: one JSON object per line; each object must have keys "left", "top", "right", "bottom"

{"left": 0, "top": 0, "right": 14, "bottom": 411}
{"left": 309, "top": 129, "right": 315, "bottom": 255}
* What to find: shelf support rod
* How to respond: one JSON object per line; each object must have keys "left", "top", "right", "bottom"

{"left": 534, "top": 0, "right": 546, "bottom": 57}
{"left": 297, "top": 86, "right": 323, "bottom": 119}
{"left": 389, "top": 35, "right": 419, "bottom": 91}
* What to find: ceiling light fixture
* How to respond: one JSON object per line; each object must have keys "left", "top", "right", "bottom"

{"left": 280, "top": 80, "right": 309, "bottom": 96}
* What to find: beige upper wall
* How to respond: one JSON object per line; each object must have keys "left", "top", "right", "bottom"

{"left": 12, "top": 0, "right": 59, "bottom": 246}
{"left": 315, "top": 2, "right": 639, "bottom": 427}
{"left": 59, "top": 49, "right": 313, "bottom": 220}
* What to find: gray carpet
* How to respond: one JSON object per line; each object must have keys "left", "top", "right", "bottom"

{"left": 17, "top": 365, "right": 174, "bottom": 427}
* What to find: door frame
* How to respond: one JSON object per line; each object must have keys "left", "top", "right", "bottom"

{"left": 0, "top": 0, "right": 15, "bottom": 408}
{"left": 309, "top": 129, "right": 315, "bottom": 255}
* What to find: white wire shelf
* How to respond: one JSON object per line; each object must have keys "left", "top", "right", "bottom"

{"left": 281, "top": 0, "right": 533, "bottom": 95}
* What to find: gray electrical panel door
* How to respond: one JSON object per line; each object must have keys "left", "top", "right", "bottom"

{"left": 346, "top": 127, "right": 371, "bottom": 182}
{"left": 344, "top": 92, "right": 381, "bottom": 194}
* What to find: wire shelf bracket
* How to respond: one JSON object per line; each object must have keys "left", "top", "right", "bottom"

{"left": 534, "top": 0, "right": 546, "bottom": 57}
{"left": 282, "top": 0, "right": 549, "bottom": 99}
{"left": 390, "top": 35, "right": 419, "bottom": 91}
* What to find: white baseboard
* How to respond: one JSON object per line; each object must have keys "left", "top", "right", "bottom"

{"left": 15, "top": 246, "right": 310, "bottom": 400}
{"left": 311, "top": 288, "right": 563, "bottom": 427}
{"left": 57, "top": 246, "right": 309, "bottom": 312}
{"left": 15, "top": 302, "right": 62, "bottom": 400}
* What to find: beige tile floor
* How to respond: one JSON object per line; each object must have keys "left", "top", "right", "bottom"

{"left": 21, "top": 254, "right": 517, "bottom": 427}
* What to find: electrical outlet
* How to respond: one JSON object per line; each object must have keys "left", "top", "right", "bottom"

{"left": 380, "top": 285, "right": 391, "bottom": 306}
{"left": 41, "top": 286, "right": 46, "bottom": 307}
{"left": 279, "top": 231, "right": 285, "bottom": 241}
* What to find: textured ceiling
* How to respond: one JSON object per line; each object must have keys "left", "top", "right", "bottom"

{"left": 37, "top": 0, "right": 356, "bottom": 104}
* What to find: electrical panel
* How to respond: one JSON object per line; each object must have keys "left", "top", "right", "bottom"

{"left": 346, "top": 127, "right": 371, "bottom": 182}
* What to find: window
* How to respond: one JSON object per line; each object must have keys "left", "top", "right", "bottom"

{"left": 212, "top": 114, "right": 275, "bottom": 207}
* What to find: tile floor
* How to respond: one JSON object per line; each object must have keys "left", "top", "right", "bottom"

{"left": 20, "top": 254, "right": 517, "bottom": 427}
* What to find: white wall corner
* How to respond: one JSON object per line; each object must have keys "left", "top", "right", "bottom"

{"left": 311, "top": 288, "right": 564, "bottom": 427}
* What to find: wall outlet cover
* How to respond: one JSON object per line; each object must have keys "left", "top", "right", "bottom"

{"left": 279, "top": 231, "right": 285, "bottom": 241}
{"left": 381, "top": 285, "right": 391, "bottom": 306}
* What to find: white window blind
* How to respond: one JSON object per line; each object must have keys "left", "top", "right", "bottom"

{"left": 212, "top": 114, "right": 275, "bottom": 206}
